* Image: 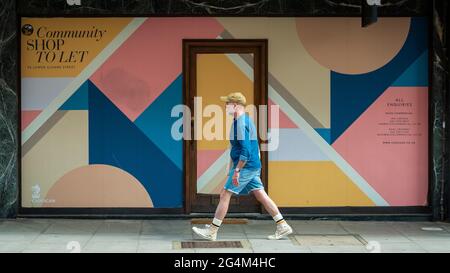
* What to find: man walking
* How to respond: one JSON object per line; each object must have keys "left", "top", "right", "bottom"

{"left": 192, "top": 92, "right": 293, "bottom": 241}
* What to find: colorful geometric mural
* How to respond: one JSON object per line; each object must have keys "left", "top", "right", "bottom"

{"left": 21, "top": 17, "right": 429, "bottom": 208}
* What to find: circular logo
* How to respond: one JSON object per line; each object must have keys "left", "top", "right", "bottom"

{"left": 22, "top": 24, "right": 33, "bottom": 36}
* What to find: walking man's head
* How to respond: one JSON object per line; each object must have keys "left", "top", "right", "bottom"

{"left": 220, "top": 92, "right": 246, "bottom": 117}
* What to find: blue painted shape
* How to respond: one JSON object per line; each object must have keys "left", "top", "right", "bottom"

{"left": 60, "top": 81, "right": 89, "bottom": 110}
{"left": 315, "top": 128, "right": 331, "bottom": 144}
{"left": 88, "top": 80, "right": 183, "bottom": 208}
{"left": 134, "top": 75, "right": 183, "bottom": 170}
{"left": 392, "top": 50, "right": 429, "bottom": 87}
{"left": 331, "top": 17, "right": 428, "bottom": 144}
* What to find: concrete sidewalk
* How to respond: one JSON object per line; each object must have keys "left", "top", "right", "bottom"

{"left": 1, "top": 219, "right": 450, "bottom": 253}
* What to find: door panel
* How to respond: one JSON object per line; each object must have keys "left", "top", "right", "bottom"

{"left": 183, "top": 40, "right": 268, "bottom": 213}
{"left": 196, "top": 53, "right": 254, "bottom": 195}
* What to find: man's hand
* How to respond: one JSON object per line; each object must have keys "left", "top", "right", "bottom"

{"left": 232, "top": 171, "right": 240, "bottom": 186}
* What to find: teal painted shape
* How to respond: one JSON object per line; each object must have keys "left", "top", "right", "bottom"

{"left": 59, "top": 81, "right": 89, "bottom": 110}
{"left": 134, "top": 75, "right": 183, "bottom": 170}
{"left": 392, "top": 50, "right": 429, "bottom": 87}
{"left": 315, "top": 128, "right": 331, "bottom": 144}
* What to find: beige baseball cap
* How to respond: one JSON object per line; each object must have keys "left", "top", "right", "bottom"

{"left": 219, "top": 92, "right": 247, "bottom": 105}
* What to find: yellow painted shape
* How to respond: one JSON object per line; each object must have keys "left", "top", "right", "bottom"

{"left": 268, "top": 161, "right": 375, "bottom": 207}
{"left": 21, "top": 17, "right": 133, "bottom": 77}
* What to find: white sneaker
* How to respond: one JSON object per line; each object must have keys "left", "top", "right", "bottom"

{"left": 268, "top": 222, "right": 293, "bottom": 240}
{"left": 192, "top": 224, "right": 218, "bottom": 241}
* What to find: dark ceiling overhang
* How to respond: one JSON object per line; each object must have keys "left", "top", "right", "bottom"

{"left": 17, "top": 0, "right": 429, "bottom": 17}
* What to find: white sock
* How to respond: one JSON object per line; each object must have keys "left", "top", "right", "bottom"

{"left": 212, "top": 218, "right": 222, "bottom": 228}
{"left": 273, "top": 214, "right": 286, "bottom": 225}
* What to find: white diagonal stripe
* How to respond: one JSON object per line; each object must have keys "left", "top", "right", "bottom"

{"left": 225, "top": 53, "right": 254, "bottom": 82}
{"left": 197, "top": 150, "right": 230, "bottom": 193}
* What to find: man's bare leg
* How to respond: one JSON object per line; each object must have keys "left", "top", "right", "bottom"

{"left": 192, "top": 189, "right": 233, "bottom": 241}
{"left": 252, "top": 189, "right": 280, "bottom": 216}
{"left": 252, "top": 189, "right": 293, "bottom": 240}
{"left": 214, "top": 189, "right": 233, "bottom": 220}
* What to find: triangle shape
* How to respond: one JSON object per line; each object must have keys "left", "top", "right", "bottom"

{"left": 315, "top": 128, "right": 331, "bottom": 144}
{"left": 59, "top": 81, "right": 89, "bottom": 110}
{"left": 392, "top": 50, "right": 429, "bottom": 87}
{"left": 134, "top": 75, "right": 183, "bottom": 170}
{"left": 21, "top": 110, "right": 42, "bottom": 131}
{"left": 268, "top": 99, "right": 298, "bottom": 128}
{"left": 197, "top": 149, "right": 227, "bottom": 179}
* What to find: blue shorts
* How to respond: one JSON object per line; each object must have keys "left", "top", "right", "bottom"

{"left": 224, "top": 168, "right": 265, "bottom": 195}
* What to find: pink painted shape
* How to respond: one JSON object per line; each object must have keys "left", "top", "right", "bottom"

{"left": 197, "top": 149, "right": 226, "bottom": 179}
{"left": 90, "top": 18, "right": 224, "bottom": 121}
{"left": 332, "top": 87, "right": 429, "bottom": 206}
{"left": 22, "top": 110, "right": 41, "bottom": 131}
{"left": 268, "top": 99, "right": 298, "bottom": 128}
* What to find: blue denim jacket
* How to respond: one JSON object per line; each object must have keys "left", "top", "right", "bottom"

{"left": 229, "top": 114, "right": 261, "bottom": 170}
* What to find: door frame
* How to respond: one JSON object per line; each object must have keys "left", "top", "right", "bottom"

{"left": 182, "top": 39, "right": 269, "bottom": 214}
